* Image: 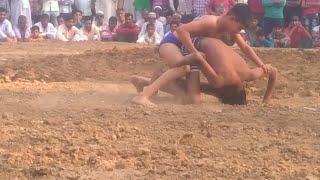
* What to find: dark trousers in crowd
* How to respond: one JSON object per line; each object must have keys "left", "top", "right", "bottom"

{"left": 263, "top": 17, "right": 284, "bottom": 35}
{"left": 283, "top": 6, "right": 302, "bottom": 27}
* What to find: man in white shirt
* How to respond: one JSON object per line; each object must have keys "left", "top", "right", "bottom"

{"left": 57, "top": 13, "right": 81, "bottom": 41}
{"left": 35, "top": 14, "right": 57, "bottom": 39}
{"left": 93, "top": 0, "right": 117, "bottom": 24}
{"left": 0, "top": 7, "right": 16, "bottom": 42}
{"left": 137, "top": 23, "right": 162, "bottom": 45}
{"left": 14, "top": 15, "right": 31, "bottom": 41}
{"left": 138, "top": 12, "right": 164, "bottom": 40}
{"left": 80, "top": 16, "right": 100, "bottom": 41}
{"left": 74, "top": 0, "right": 92, "bottom": 16}
{"left": 10, "top": 0, "right": 32, "bottom": 28}
{"left": 41, "top": 0, "right": 60, "bottom": 27}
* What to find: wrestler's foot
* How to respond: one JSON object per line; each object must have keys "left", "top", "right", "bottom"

{"left": 130, "top": 75, "right": 149, "bottom": 93}
{"left": 131, "top": 94, "right": 156, "bottom": 107}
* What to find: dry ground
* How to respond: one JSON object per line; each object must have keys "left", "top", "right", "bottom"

{"left": 0, "top": 42, "right": 319, "bottom": 179}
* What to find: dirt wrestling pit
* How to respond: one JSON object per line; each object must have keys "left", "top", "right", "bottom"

{"left": 0, "top": 42, "right": 319, "bottom": 179}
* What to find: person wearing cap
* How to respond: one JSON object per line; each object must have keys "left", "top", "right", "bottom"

{"left": 152, "top": 0, "right": 170, "bottom": 14}
{"left": 138, "top": 12, "right": 164, "bottom": 40}
{"left": 153, "top": 6, "right": 167, "bottom": 25}
{"left": 169, "top": 0, "right": 194, "bottom": 23}
{"left": 94, "top": 10, "right": 105, "bottom": 30}
{"left": 93, "top": 0, "right": 117, "bottom": 24}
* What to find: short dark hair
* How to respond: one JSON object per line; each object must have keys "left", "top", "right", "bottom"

{"left": 170, "top": 22, "right": 179, "bottom": 27}
{"left": 219, "top": 86, "right": 247, "bottom": 105}
{"left": 31, "top": 26, "right": 40, "bottom": 32}
{"left": 146, "top": 23, "right": 155, "bottom": 29}
{"left": 82, "top": 16, "right": 93, "bottom": 21}
{"left": 256, "top": 29, "right": 264, "bottom": 37}
{"left": 73, "top": 9, "right": 83, "bottom": 15}
{"left": 41, "top": 14, "right": 50, "bottom": 19}
{"left": 109, "top": 16, "right": 117, "bottom": 22}
{"left": 64, "top": 13, "right": 73, "bottom": 21}
{"left": 227, "top": 3, "right": 253, "bottom": 28}
{"left": 125, "top": 13, "right": 133, "bottom": 19}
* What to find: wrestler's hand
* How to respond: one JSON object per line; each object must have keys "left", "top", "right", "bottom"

{"left": 194, "top": 51, "right": 206, "bottom": 64}
{"left": 261, "top": 64, "right": 269, "bottom": 74}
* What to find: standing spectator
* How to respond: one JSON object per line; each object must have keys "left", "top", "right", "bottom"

{"left": 153, "top": 6, "right": 167, "bottom": 25}
{"left": 136, "top": 9, "right": 149, "bottom": 28}
{"left": 118, "top": 0, "right": 135, "bottom": 17}
{"left": 30, "top": 0, "right": 42, "bottom": 24}
{"left": 137, "top": 23, "right": 162, "bottom": 44}
{"left": 0, "top": 8, "right": 16, "bottom": 42}
{"left": 0, "top": 0, "right": 10, "bottom": 17}
{"left": 139, "top": 12, "right": 164, "bottom": 40}
{"left": 262, "top": 0, "right": 286, "bottom": 35}
{"left": 29, "top": 25, "right": 44, "bottom": 41}
{"left": 74, "top": 0, "right": 92, "bottom": 16}
{"left": 11, "top": 0, "right": 32, "bottom": 28}
{"left": 301, "top": 0, "right": 320, "bottom": 32}
{"left": 169, "top": 0, "right": 193, "bottom": 23}
{"left": 152, "top": 0, "right": 170, "bottom": 14}
{"left": 271, "top": 23, "right": 291, "bottom": 47}
{"left": 57, "top": 13, "right": 81, "bottom": 41}
{"left": 133, "top": 0, "right": 151, "bottom": 21}
{"left": 41, "top": 0, "right": 60, "bottom": 27}
{"left": 100, "top": 16, "right": 117, "bottom": 41}
{"left": 35, "top": 14, "right": 57, "bottom": 39}
{"left": 116, "top": 8, "right": 125, "bottom": 25}
{"left": 285, "top": 16, "right": 313, "bottom": 48}
{"left": 94, "top": 11, "right": 105, "bottom": 30}
{"left": 94, "top": 0, "right": 117, "bottom": 23}
{"left": 253, "top": 29, "right": 274, "bottom": 47}
{"left": 14, "top": 15, "right": 31, "bottom": 42}
{"left": 192, "top": 0, "right": 207, "bottom": 17}
{"left": 80, "top": 16, "right": 100, "bottom": 40}
{"left": 206, "top": 0, "right": 235, "bottom": 16}
{"left": 247, "top": 0, "right": 265, "bottom": 24}
{"left": 283, "top": 0, "right": 302, "bottom": 27}
{"left": 73, "top": 9, "right": 83, "bottom": 29}
{"left": 59, "top": 0, "right": 74, "bottom": 17}
{"left": 116, "top": 13, "right": 140, "bottom": 43}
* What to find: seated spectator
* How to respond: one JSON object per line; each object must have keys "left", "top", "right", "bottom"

{"left": 94, "top": 11, "right": 106, "bottom": 31}
{"left": 311, "top": 25, "right": 320, "bottom": 47}
{"left": 35, "top": 14, "right": 57, "bottom": 39}
{"left": 262, "top": 0, "right": 286, "bottom": 35}
{"left": 29, "top": 25, "right": 44, "bottom": 41}
{"left": 57, "top": 13, "right": 81, "bottom": 41}
{"left": 153, "top": 6, "right": 166, "bottom": 25}
{"left": 206, "top": 0, "right": 235, "bottom": 16}
{"left": 0, "top": 7, "right": 16, "bottom": 42}
{"left": 57, "top": 15, "right": 64, "bottom": 26}
{"left": 163, "top": 10, "right": 173, "bottom": 33}
{"left": 285, "top": 16, "right": 313, "bottom": 48}
{"left": 73, "top": 9, "right": 83, "bottom": 29}
{"left": 165, "top": 21, "right": 179, "bottom": 36}
{"left": 137, "top": 23, "right": 161, "bottom": 44}
{"left": 139, "top": 12, "right": 164, "bottom": 39}
{"left": 171, "top": 12, "right": 182, "bottom": 24}
{"left": 252, "top": 29, "right": 274, "bottom": 47}
{"left": 301, "top": 0, "right": 320, "bottom": 32}
{"left": 14, "top": 15, "right": 31, "bottom": 42}
{"left": 80, "top": 16, "right": 100, "bottom": 41}
{"left": 136, "top": 9, "right": 149, "bottom": 28}
{"left": 100, "top": 16, "right": 117, "bottom": 41}
{"left": 116, "top": 13, "right": 140, "bottom": 43}
{"left": 116, "top": 8, "right": 125, "bottom": 25}
{"left": 271, "top": 24, "right": 291, "bottom": 48}
{"left": 245, "top": 18, "right": 260, "bottom": 46}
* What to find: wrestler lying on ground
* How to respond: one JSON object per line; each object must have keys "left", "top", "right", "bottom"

{"left": 131, "top": 38, "right": 277, "bottom": 106}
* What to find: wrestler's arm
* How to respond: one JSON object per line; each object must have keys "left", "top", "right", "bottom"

{"left": 232, "top": 34, "right": 268, "bottom": 72}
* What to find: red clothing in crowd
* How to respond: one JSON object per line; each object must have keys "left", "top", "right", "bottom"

{"left": 301, "top": 0, "right": 320, "bottom": 15}
{"left": 206, "top": 0, "right": 235, "bottom": 16}
{"left": 285, "top": 26, "right": 311, "bottom": 47}
{"left": 116, "top": 23, "right": 140, "bottom": 36}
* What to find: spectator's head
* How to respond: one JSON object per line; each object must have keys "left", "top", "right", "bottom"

{"left": 0, "top": 7, "right": 7, "bottom": 23}
{"left": 64, "top": 13, "right": 74, "bottom": 29}
{"left": 57, "top": 15, "right": 64, "bottom": 26}
{"left": 18, "top": 15, "right": 27, "bottom": 29}
{"left": 165, "top": 11, "right": 173, "bottom": 25}
{"left": 31, "top": 26, "right": 40, "bottom": 37}
{"left": 170, "top": 22, "right": 179, "bottom": 32}
{"left": 290, "top": 16, "right": 300, "bottom": 26}
{"left": 153, "top": 6, "right": 162, "bottom": 18}
{"left": 171, "top": 13, "right": 182, "bottom": 24}
{"left": 256, "top": 29, "right": 265, "bottom": 42}
{"left": 148, "top": 12, "right": 157, "bottom": 24}
{"left": 73, "top": 9, "right": 83, "bottom": 23}
{"left": 83, "top": 16, "right": 93, "bottom": 31}
{"left": 108, "top": 16, "right": 117, "bottom": 31}
{"left": 95, "top": 11, "right": 104, "bottom": 25}
{"left": 40, "top": 14, "right": 50, "bottom": 28}
{"left": 142, "top": 9, "right": 149, "bottom": 22}
{"left": 116, "top": 8, "right": 125, "bottom": 21}
{"left": 146, "top": 23, "right": 155, "bottom": 36}
{"left": 124, "top": 13, "right": 134, "bottom": 26}
{"left": 273, "top": 22, "right": 284, "bottom": 34}
{"left": 224, "top": 3, "right": 253, "bottom": 34}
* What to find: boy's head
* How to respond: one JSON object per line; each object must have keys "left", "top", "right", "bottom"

{"left": 40, "top": 14, "right": 50, "bottom": 27}
{"left": 73, "top": 9, "right": 82, "bottom": 23}
{"left": 153, "top": 6, "right": 162, "bottom": 17}
{"left": 146, "top": 23, "right": 155, "bottom": 36}
{"left": 256, "top": 29, "right": 265, "bottom": 41}
{"left": 124, "top": 13, "right": 133, "bottom": 25}
{"left": 31, "top": 26, "right": 40, "bottom": 37}
{"left": 108, "top": 16, "right": 117, "bottom": 30}
{"left": 224, "top": 3, "right": 253, "bottom": 34}
{"left": 57, "top": 15, "right": 64, "bottom": 25}
{"left": 83, "top": 16, "right": 93, "bottom": 30}
{"left": 273, "top": 22, "right": 283, "bottom": 34}
{"left": 170, "top": 22, "right": 179, "bottom": 32}
{"left": 219, "top": 85, "right": 247, "bottom": 105}
{"left": 0, "top": 7, "right": 7, "bottom": 23}
{"left": 64, "top": 13, "right": 74, "bottom": 29}
{"left": 18, "top": 15, "right": 27, "bottom": 29}
{"left": 291, "top": 16, "right": 300, "bottom": 26}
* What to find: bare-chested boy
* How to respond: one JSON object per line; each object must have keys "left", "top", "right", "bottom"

{"left": 131, "top": 38, "right": 277, "bottom": 105}
{"left": 132, "top": 4, "right": 271, "bottom": 107}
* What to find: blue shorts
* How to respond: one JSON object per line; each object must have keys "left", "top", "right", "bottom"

{"left": 160, "top": 32, "right": 182, "bottom": 49}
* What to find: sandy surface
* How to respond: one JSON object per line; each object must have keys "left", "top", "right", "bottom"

{"left": 0, "top": 42, "right": 319, "bottom": 179}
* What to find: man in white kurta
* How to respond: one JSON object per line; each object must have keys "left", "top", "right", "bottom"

{"left": 10, "top": 0, "right": 32, "bottom": 28}
{"left": 94, "top": 0, "right": 117, "bottom": 24}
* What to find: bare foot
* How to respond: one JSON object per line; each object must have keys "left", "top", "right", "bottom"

{"left": 130, "top": 75, "right": 150, "bottom": 93}
{"left": 131, "top": 94, "right": 156, "bottom": 107}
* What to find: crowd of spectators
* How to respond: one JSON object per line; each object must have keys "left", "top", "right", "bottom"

{"left": 0, "top": 0, "right": 319, "bottom": 48}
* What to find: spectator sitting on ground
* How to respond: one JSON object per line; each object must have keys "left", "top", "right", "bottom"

{"left": 14, "top": 15, "right": 31, "bottom": 42}
{"left": 100, "top": 16, "right": 118, "bottom": 41}
{"left": 80, "top": 16, "right": 100, "bottom": 41}
{"left": 137, "top": 23, "right": 161, "bottom": 45}
{"left": 29, "top": 26, "right": 44, "bottom": 42}
{"left": 116, "top": 8, "right": 125, "bottom": 25}
{"left": 153, "top": 6, "right": 166, "bottom": 26}
{"left": 57, "top": 13, "right": 81, "bottom": 41}
{"left": 0, "top": 7, "right": 16, "bottom": 42}
{"left": 94, "top": 11, "right": 105, "bottom": 31}
{"left": 139, "top": 12, "right": 164, "bottom": 40}
{"left": 57, "top": 15, "right": 64, "bottom": 26}
{"left": 245, "top": 18, "right": 260, "bottom": 47}
{"left": 252, "top": 29, "right": 274, "bottom": 47}
{"left": 164, "top": 21, "right": 179, "bottom": 36}
{"left": 136, "top": 9, "right": 149, "bottom": 28}
{"left": 285, "top": 16, "right": 313, "bottom": 48}
{"left": 171, "top": 12, "right": 182, "bottom": 24}
{"left": 73, "top": 9, "right": 83, "bottom": 29}
{"left": 35, "top": 14, "right": 57, "bottom": 39}
{"left": 311, "top": 25, "right": 320, "bottom": 48}
{"left": 163, "top": 10, "right": 173, "bottom": 33}
{"left": 116, "top": 13, "right": 140, "bottom": 43}
{"left": 271, "top": 23, "right": 291, "bottom": 48}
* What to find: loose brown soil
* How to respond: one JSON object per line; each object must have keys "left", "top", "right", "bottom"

{"left": 0, "top": 42, "right": 319, "bottom": 179}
